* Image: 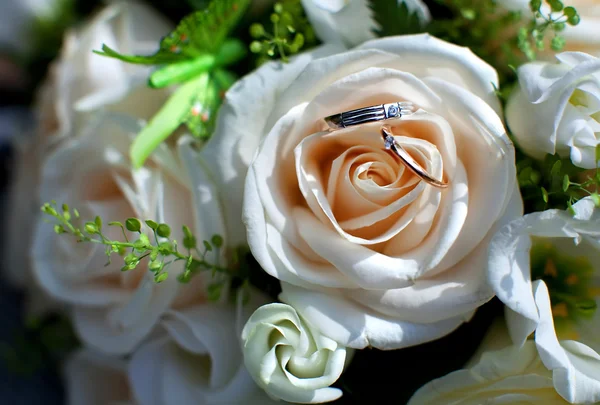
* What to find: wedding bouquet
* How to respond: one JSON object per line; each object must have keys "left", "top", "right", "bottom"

{"left": 4, "top": 0, "right": 600, "bottom": 404}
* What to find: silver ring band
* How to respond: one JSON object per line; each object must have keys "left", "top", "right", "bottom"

{"left": 324, "top": 102, "right": 414, "bottom": 130}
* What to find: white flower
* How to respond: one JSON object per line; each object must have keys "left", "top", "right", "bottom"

{"left": 3, "top": 1, "right": 172, "bottom": 303}
{"left": 129, "top": 298, "right": 277, "bottom": 405}
{"left": 506, "top": 52, "right": 600, "bottom": 169}
{"left": 407, "top": 339, "right": 569, "bottom": 404}
{"left": 498, "top": 0, "right": 600, "bottom": 56}
{"left": 32, "top": 111, "right": 227, "bottom": 355}
{"left": 217, "top": 33, "right": 521, "bottom": 350}
{"left": 301, "top": 0, "right": 430, "bottom": 47}
{"left": 488, "top": 197, "right": 600, "bottom": 404}
{"left": 49, "top": 1, "right": 172, "bottom": 141}
{"left": 65, "top": 349, "right": 133, "bottom": 405}
{"left": 242, "top": 303, "right": 348, "bottom": 404}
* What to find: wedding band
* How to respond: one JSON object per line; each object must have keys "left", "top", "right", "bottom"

{"left": 324, "top": 102, "right": 415, "bottom": 130}
{"left": 381, "top": 126, "right": 448, "bottom": 188}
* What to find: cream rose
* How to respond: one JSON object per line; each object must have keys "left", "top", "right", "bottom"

{"left": 129, "top": 300, "right": 277, "bottom": 405}
{"left": 32, "top": 111, "right": 227, "bottom": 355}
{"left": 301, "top": 0, "right": 430, "bottom": 48}
{"left": 506, "top": 52, "right": 600, "bottom": 169}
{"left": 499, "top": 0, "right": 600, "bottom": 56}
{"left": 242, "top": 303, "right": 348, "bottom": 403}
{"left": 227, "top": 34, "right": 521, "bottom": 350}
{"left": 65, "top": 349, "right": 133, "bottom": 405}
{"left": 488, "top": 197, "right": 600, "bottom": 403}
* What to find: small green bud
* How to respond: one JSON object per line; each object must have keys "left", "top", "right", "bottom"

{"left": 94, "top": 216, "right": 102, "bottom": 231}
{"left": 149, "top": 260, "right": 163, "bottom": 272}
{"left": 158, "top": 241, "right": 173, "bottom": 255}
{"left": 126, "top": 218, "right": 141, "bottom": 233}
{"left": 41, "top": 203, "right": 58, "bottom": 216}
{"left": 211, "top": 234, "right": 224, "bottom": 248}
{"left": 554, "top": 22, "right": 566, "bottom": 32}
{"left": 133, "top": 234, "right": 151, "bottom": 251}
{"left": 530, "top": 0, "right": 542, "bottom": 11}
{"left": 177, "top": 270, "right": 192, "bottom": 284}
{"left": 108, "top": 221, "right": 124, "bottom": 228}
{"left": 73, "top": 209, "right": 80, "bottom": 218}
{"left": 250, "top": 23, "right": 264, "bottom": 38}
{"left": 145, "top": 220, "right": 158, "bottom": 230}
{"left": 461, "top": 8, "right": 476, "bottom": 20}
{"left": 562, "top": 174, "right": 570, "bottom": 192}
{"left": 150, "top": 249, "right": 159, "bottom": 261}
{"left": 568, "top": 14, "right": 580, "bottom": 26}
{"left": 274, "top": 2, "right": 283, "bottom": 13}
{"left": 203, "top": 240, "right": 213, "bottom": 252}
{"left": 270, "top": 13, "right": 280, "bottom": 24}
{"left": 548, "top": 0, "right": 563, "bottom": 12}
{"left": 250, "top": 41, "right": 263, "bottom": 54}
{"left": 124, "top": 253, "right": 138, "bottom": 265}
{"left": 84, "top": 222, "right": 98, "bottom": 234}
{"left": 54, "top": 225, "right": 65, "bottom": 234}
{"left": 551, "top": 36, "right": 566, "bottom": 51}
{"left": 156, "top": 224, "right": 171, "bottom": 238}
{"left": 563, "top": 6, "right": 576, "bottom": 17}
{"left": 541, "top": 187, "right": 549, "bottom": 203}
{"left": 154, "top": 272, "right": 168, "bottom": 283}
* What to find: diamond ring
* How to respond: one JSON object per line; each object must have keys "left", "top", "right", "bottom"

{"left": 324, "top": 102, "right": 415, "bottom": 130}
{"left": 322, "top": 102, "right": 448, "bottom": 189}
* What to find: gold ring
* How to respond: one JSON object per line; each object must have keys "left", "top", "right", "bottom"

{"left": 381, "top": 125, "right": 448, "bottom": 189}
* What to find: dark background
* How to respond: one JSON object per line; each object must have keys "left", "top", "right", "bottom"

{"left": 0, "top": 0, "right": 503, "bottom": 403}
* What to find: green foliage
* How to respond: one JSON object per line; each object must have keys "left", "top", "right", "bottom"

{"left": 249, "top": 1, "right": 317, "bottom": 63}
{"left": 94, "top": 0, "right": 250, "bottom": 168}
{"left": 517, "top": 0, "right": 581, "bottom": 60}
{"left": 517, "top": 150, "right": 600, "bottom": 214}
{"left": 369, "top": 0, "right": 425, "bottom": 37}
{"left": 41, "top": 201, "right": 232, "bottom": 294}
{"left": 428, "top": 0, "right": 580, "bottom": 81}
{"left": 94, "top": 0, "right": 250, "bottom": 66}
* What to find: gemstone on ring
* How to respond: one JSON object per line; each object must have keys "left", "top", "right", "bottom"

{"left": 387, "top": 105, "right": 399, "bottom": 117}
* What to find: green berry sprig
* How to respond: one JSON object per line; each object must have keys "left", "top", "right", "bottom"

{"left": 41, "top": 201, "right": 227, "bottom": 286}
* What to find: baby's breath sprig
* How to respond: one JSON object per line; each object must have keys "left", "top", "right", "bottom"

{"left": 517, "top": 146, "right": 600, "bottom": 214}
{"left": 41, "top": 201, "right": 228, "bottom": 286}
{"left": 517, "top": 0, "right": 581, "bottom": 60}
{"left": 249, "top": 1, "right": 316, "bottom": 64}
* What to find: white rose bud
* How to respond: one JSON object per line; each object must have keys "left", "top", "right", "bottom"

{"left": 506, "top": 52, "right": 600, "bottom": 169}
{"left": 242, "top": 303, "right": 348, "bottom": 404}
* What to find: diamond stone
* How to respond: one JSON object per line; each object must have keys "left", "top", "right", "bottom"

{"left": 384, "top": 134, "right": 394, "bottom": 150}
{"left": 388, "top": 105, "right": 399, "bottom": 117}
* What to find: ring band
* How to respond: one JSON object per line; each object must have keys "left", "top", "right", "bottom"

{"left": 324, "top": 102, "right": 415, "bottom": 130}
{"left": 381, "top": 126, "right": 448, "bottom": 188}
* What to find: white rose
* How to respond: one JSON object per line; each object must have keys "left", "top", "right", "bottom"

{"left": 407, "top": 339, "right": 569, "bottom": 404}
{"left": 488, "top": 197, "right": 600, "bottom": 403}
{"left": 49, "top": 1, "right": 172, "bottom": 140}
{"left": 226, "top": 34, "right": 521, "bottom": 350}
{"left": 65, "top": 349, "right": 133, "bottom": 405}
{"left": 506, "top": 52, "right": 600, "bottom": 169}
{"left": 301, "top": 0, "right": 430, "bottom": 47}
{"left": 499, "top": 0, "right": 600, "bottom": 56}
{"left": 242, "top": 303, "right": 348, "bottom": 403}
{"left": 32, "top": 111, "right": 227, "bottom": 355}
{"left": 3, "top": 1, "right": 172, "bottom": 300}
{"left": 130, "top": 299, "right": 277, "bottom": 405}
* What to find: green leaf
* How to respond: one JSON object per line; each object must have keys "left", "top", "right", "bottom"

{"left": 145, "top": 220, "right": 159, "bottom": 230}
{"left": 94, "top": 0, "right": 250, "bottom": 68}
{"left": 369, "top": 0, "right": 425, "bottom": 37}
